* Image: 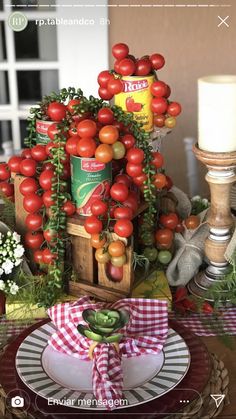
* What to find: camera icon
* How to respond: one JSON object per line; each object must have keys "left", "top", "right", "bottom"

{"left": 11, "top": 396, "right": 24, "bottom": 408}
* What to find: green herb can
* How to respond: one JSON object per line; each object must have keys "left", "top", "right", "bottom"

{"left": 71, "top": 156, "right": 112, "bottom": 216}
{"left": 35, "top": 119, "right": 53, "bottom": 145}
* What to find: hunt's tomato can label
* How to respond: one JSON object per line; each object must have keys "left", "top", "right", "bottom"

{"left": 114, "top": 75, "right": 155, "bottom": 132}
{"left": 36, "top": 119, "right": 54, "bottom": 145}
{"left": 71, "top": 156, "right": 112, "bottom": 216}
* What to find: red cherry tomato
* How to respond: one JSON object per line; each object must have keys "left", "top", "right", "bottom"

{"left": 77, "top": 119, "right": 97, "bottom": 138}
{"left": 42, "top": 190, "right": 55, "bottom": 208}
{"left": 165, "top": 85, "right": 171, "bottom": 98}
{"left": 91, "top": 199, "right": 108, "bottom": 216}
{"left": 0, "top": 181, "right": 14, "bottom": 197}
{"left": 23, "top": 193, "right": 43, "bottom": 213}
{"left": 42, "top": 248, "right": 56, "bottom": 264}
{"left": 39, "top": 170, "right": 54, "bottom": 190}
{"left": 115, "top": 174, "right": 132, "bottom": 188}
{"left": 65, "top": 136, "right": 79, "bottom": 155}
{"left": 62, "top": 200, "right": 76, "bottom": 216}
{"left": 118, "top": 58, "right": 136, "bottom": 76}
{"left": 47, "top": 122, "right": 61, "bottom": 140}
{"left": 120, "top": 134, "right": 136, "bottom": 149}
{"left": 33, "top": 249, "right": 44, "bottom": 264}
{"left": 151, "top": 97, "right": 168, "bottom": 114}
{"left": 155, "top": 228, "right": 173, "bottom": 246}
{"left": 0, "top": 163, "right": 10, "bottom": 181}
{"left": 68, "top": 123, "right": 78, "bottom": 137}
{"left": 184, "top": 215, "right": 200, "bottom": 230}
{"left": 98, "top": 87, "right": 114, "bottom": 100}
{"left": 95, "top": 144, "right": 113, "bottom": 163}
{"left": 99, "top": 125, "right": 119, "bottom": 145}
{"left": 112, "top": 43, "right": 129, "bottom": 60}
{"left": 160, "top": 212, "right": 179, "bottom": 230}
{"left": 167, "top": 102, "right": 182, "bottom": 117}
{"left": 21, "top": 148, "right": 32, "bottom": 159}
{"left": 166, "top": 175, "right": 173, "bottom": 190}
{"left": 97, "top": 108, "right": 114, "bottom": 125}
{"left": 114, "top": 219, "right": 133, "bottom": 238}
{"left": 153, "top": 173, "right": 167, "bottom": 189}
{"left": 19, "top": 159, "right": 37, "bottom": 177}
{"left": 133, "top": 173, "right": 147, "bottom": 187}
{"left": 97, "top": 70, "right": 113, "bottom": 87}
{"left": 153, "top": 114, "right": 165, "bottom": 128}
{"left": 106, "top": 262, "right": 123, "bottom": 282}
{"left": 150, "top": 53, "right": 165, "bottom": 70}
{"left": 42, "top": 162, "right": 54, "bottom": 171}
{"left": 45, "top": 142, "right": 57, "bottom": 157}
{"left": 135, "top": 58, "right": 152, "bottom": 76}
{"left": 110, "top": 183, "right": 129, "bottom": 202}
{"left": 123, "top": 193, "right": 139, "bottom": 214}
{"left": 114, "top": 59, "right": 121, "bottom": 73}
{"left": 31, "top": 145, "right": 47, "bottom": 162}
{"left": 43, "top": 228, "right": 57, "bottom": 244}
{"left": 202, "top": 302, "right": 214, "bottom": 314}
{"left": 8, "top": 156, "right": 23, "bottom": 173}
{"left": 25, "top": 213, "right": 43, "bottom": 231}
{"left": 126, "top": 147, "right": 144, "bottom": 164}
{"left": 19, "top": 178, "right": 38, "bottom": 196}
{"left": 107, "top": 77, "right": 123, "bottom": 95}
{"left": 84, "top": 215, "right": 103, "bottom": 234}
{"left": 151, "top": 152, "right": 164, "bottom": 169}
{"left": 24, "top": 231, "right": 44, "bottom": 250}
{"left": 151, "top": 81, "right": 167, "bottom": 97}
{"left": 114, "top": 206, "right": 133, "bottom": 220}
{"left": 47, "top": 102, "right": 67, "bottom": 121}
{"left": 126, "top": 162, "right": 143, "bottom": 177}
{"left": 77, "top": 138, "right": 97, "bottom": 158}
{"left": 60, "top": 164, "right": 70, "bottom": 180}
{"left": 67, "top": 99, "right": 80, "bottom": 114}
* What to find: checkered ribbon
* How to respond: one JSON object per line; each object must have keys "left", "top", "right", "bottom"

{"left": 47, "top": 296, "right": 168, "bottom": 410}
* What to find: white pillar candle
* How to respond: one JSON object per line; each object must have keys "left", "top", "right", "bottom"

{"left": 198, "top": 75, "right": 236, "bottom": 153}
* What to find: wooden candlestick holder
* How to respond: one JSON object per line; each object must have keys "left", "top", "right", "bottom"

{"left": 188, "top": 144, "right": 236, "bottom": 300}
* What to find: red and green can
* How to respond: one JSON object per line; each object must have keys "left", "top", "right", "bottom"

{"left": 36, "top": 119, "right": 53, "bottom": 145}
{"left": 70, "top": 156, "right": 112, "bottom": 216}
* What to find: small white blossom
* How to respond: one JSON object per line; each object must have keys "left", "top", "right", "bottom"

{"left": 0, "top": 268, "right": 3, "bottom": 276}
{"left": 191, "top": 195, "right": 201, "bottom": 202}
{"left": 2, "top": 259, "right": 14, "bottom": 274}
{"left": 0, "top": 279, "right": 5, "bottom": 290}
{"left": 9, "top": 283, "right": 19, "bottom": 295}
{"left": 12, "top": 232, "right": 21, "bottom": 243}
{"left": 14, "top": 258, "right": 22, "bottom": 266}
{"left": 202, "top": 198, "right": 209, "bottom": 206}
{"left": 14, "top": 244, "right": 24, "bottom": 259}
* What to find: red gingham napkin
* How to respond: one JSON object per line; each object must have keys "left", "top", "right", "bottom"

{"left": 47, "top": 295, "right": 168, "bottom": 410}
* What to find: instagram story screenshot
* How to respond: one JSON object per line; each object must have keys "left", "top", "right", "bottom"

{"left": 0, "top": 0, "right": 235, "bottom": 418}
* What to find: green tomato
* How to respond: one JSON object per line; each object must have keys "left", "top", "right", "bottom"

{"left": 158, "top": 250, "right": 172, "bottom": 265}
{"left": 111, "top": 254, "right": 127, "bottom": 267}
{"left": 112, "top": 141, "right": 126, "bottom": 160}
{"left": 142, "top": 231, "right": 155, "bottom": 246}
{"left": 143, "top": 247, "right": 158, "bottom": 262}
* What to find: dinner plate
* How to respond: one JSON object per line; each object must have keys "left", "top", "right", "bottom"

{"left": 15, "top": 322, "right": 190, "bottom": 410}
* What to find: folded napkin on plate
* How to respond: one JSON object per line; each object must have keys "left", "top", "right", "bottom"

{"left": 47, "top": 295, "right": 168, "bottom": 410}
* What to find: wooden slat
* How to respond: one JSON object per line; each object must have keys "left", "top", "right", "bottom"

{"left": 71, "top": 236, "right": 95, "bottom": 283}
{"left": 69, "top": 280, "right": 127, "bottom": 303}
{"left": 12, "top": 174, "right": 28, "bottom": 235}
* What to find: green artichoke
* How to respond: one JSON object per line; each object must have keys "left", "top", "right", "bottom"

{"left": 77, "top": 308, "right": 129, "bottom": 343}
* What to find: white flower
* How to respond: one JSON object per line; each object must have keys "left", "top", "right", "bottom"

{"left": 2, "top": 259, "right": 14, "bottom": 274}
{"left": 14, "top": 258, "right": 22, "bottom": 266}
{"left": 9, "top": 283, "right": 19, "bottom": 295}
{"left": 0, "top": 268, "right": 3, "bottom": 276}
{"left": 191, "top": 195, "right": 201, "bottom": 202}
{"left": 14, "top": 244, "right": 24, "bottom": 258}
{"left": 12, "top": 232, "right": 21, "bottom": 243}
{"left": 7, "top": 231, "right": 11, "bottom": 237}
{"left": 202, "top": 198, "right": 209, "bottom": 206}
{"left": 0, "top": 279, "right": 5, "bottom": 290}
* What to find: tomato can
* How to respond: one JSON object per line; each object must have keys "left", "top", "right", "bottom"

{"left": 114, "top": 75, "right": 155, "bottom": 132}
{"left": 70, "top": 156, "right": 112, "bottom": 216}
{"left": 36, "top": 119, "right": 54, "bottom": 145}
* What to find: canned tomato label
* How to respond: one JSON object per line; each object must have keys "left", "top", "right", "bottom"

{"left": 71, "top": 156, "right": 112, "bottom": 216}
{"left": 114, "top": 75, "right": 155, "bottom": 132}
{"left": 36, "top": 119, "right": 53, "bottom": 145}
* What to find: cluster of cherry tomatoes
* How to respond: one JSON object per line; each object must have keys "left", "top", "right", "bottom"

{"left": 97, "top": 42, "right": 182, "bottom": 130}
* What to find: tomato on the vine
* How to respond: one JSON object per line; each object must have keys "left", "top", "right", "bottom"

{"left": 120, "top": 134, "right": 136, "bottom": 149}
{"left": 126, "top": 147, "right": 144, "bottom": 164}
{"left": 99, "top": 125, "right": 119, "bottom": 145}
{"left": 0, "top": 163, "right": 10, "bottom": 181}
{"left": 151, "top": 81, "right": 167, "bottom": 97}
{"left": 111, "top": 254, "right": 127, "bottom": 267}
{"left": 90, "top": 234, "right": 106, "bottom": 249}
{"left": 97, "top": 70, "right": 113, "bottom": 87}
{"left": 31, "top": 145, "right": 47, "bottom": 162}
{"left": 47, "top": 122, "right": 61, "bottom": 140}
{"left": 167, "top": 102, "right": 182, "bottom": 117}
{"left": 47, "top": 102, "right": 67, "bottom": 122}
{"left": 43, "top": 228, "right": 57, "bottom": 244}
{"left": 42, "top": 248, "right": 56, "bottom": 264}
{"left": 112, "top": 43, "right": 129, "bottom": 60}
{"left": 151, "top": 97, "right": 168, "bottom": 114}
{"left": 77, "top": 138, "right": 97, "bottom": 158}
{"left": 0, "top": 182, "right": 14, "bottom": 197}
{"left": 95, "top": 248, "right": 110, "bottom": 264}
{"left": 91, "top": 199, "right": 108, "bottom": 216}
{"left": 159, "top": 212, "right": 179, "bottom": 230}
{"left": 77, "top": 119, "right": 97, "bottom": 138}
{"left": 112, "top": 141, "right": 126, "bottom": 160}
{"left": 143, "top": 247, "right": 158, "bottom": 262}
{"left": 150, "top": 53, "right": 165, "bottom": 70}
{"left": 21, "top": 148, "right": 32, "bottom": 159}
{"left": 62, "top": 200, "right": 76, "bottom": 216}
{"left": 95, "top": 144, "right": 113, "bottom": 163}
{"left": 135, "top": 58, "right": 152, "bottom": 76}
{"left": 158, "top": 250, "right": 172, "bottom": 265}
{"left": 155, "top": 228, "right": 173, "bottom": 246}
{"left": 115, "top": 174, "right": 132, "bottom": 188}
{"left": 65, "top": 136, "right": 79, "bottom": 155}
{"left": 23, "top": 193, "right": 43, "bottom": 213}
{"left": 19, "top": 159, "right": 37, "bottom": 177}
{"left": 165, "top": 175, "right": 173, "bottom": 190}
{"left": 118, "top": 58, "right": 136, "bottom": 76}
{"left": 184, "top": 215, "right": 200, "bottom": 230}
{"left": 42, "top": 190, "right": 55, "bottom": 208}
{"left": 39, "top": 170, "right": 54, "bottom": 191}
{"left": 25, "top": 213, "right": 43, "bottom": 231}
{"left": 98, "top": 87, "right": 114, "bottom": 101}
{"left": 19, "top": 178, "right": 38, "bottom": 196}
{"left": 110, "top": 182, "right": 129, "bottom": 202}
{"left": 153, "top": 173, "right": 167, "bottom": 189}
{"left": 114, "top": 206, "right": 133, "bottom": 220}
{"left": 151, "top": 152, "right": 164, "bottom": 169}
{"left": 67, "top": 99, "right": 80, "bottom": 114}
{"left": 33, "top": 249, "right": 44, "bottom": 264}
{"left": 84, "top": 215, "right": 103, "bottom": 234}
{"left": 123, "top": 193, "right": 138, "bottom": 213}
{"left": 114, "top": 219, "right": 133, "bottom": 238}
{"left": 107, "top": 77, "right": 123, "bottom": 95}
{"left": 8, "top": 156, "right": 23, "bottom": 173}
{"left": 25, "top": 231, "right": 44, "bottom": 250}
{"left": 126, "top": 162, "right": 143, "bottom": 177}
{"left": 165, "top": 117, "right": 176, "bottom": 129}
{"left": 153, "top": 114, "right": 165, "bottom": 128}
{"left": 133, "top": 173, "right": 147, "bottom": 187}
{"left": 68, "top": 123, "right": 78, "bottom": 137}
{"left": 97, "top": 108, "right": 114, "bottom": 125}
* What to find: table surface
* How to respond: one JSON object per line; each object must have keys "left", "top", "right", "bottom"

{"left": 201, "top": 335, "right": 236, "bottom": 418}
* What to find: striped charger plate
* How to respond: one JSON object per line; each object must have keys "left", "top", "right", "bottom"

{"left": 15, "top": 322, "right": 190, "bottom": 410}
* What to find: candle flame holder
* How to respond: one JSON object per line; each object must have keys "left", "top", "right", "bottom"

{"left": 188, "top": 144, "right": 236, "bottom": 300}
